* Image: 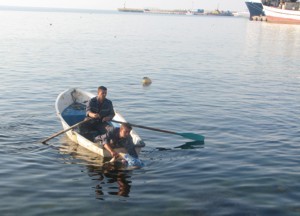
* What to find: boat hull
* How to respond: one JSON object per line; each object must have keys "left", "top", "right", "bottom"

{"left": 245, "top": 0, "right": 265, "bottom": 19}
{"left": 55, "top": 88, "right": 145, "bottom": 158}
{"left": 263, "top": 5, "right": 300, "bottom": 24}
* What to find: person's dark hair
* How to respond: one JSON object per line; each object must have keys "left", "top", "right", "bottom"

{"left": 121, "top": 123, "right": 132, "bottom": 131}
{"left": 98, "top": 86, "right": 107, "bottom": 91}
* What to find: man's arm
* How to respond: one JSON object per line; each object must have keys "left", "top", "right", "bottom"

{"left": 102, "top": 100, "right": 115, "bottom": 122}
{"left": 86, "top": 98, "right": 100, "bottom": 118}
{"left": 100, "top": 128, "right": 119, "bottom": 158}
{"left": 103, "top": 143, "right": 119, "bottom": 158}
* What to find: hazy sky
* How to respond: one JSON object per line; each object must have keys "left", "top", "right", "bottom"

{"left": 0, "top": 0, "right": 247, "bottom": 11}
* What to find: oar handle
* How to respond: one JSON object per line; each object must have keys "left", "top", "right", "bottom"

{"left": 111, "top": 120, "right": 205, "bottom": 141}
{"left": 111, "top": 120, "right": 178, "bottom": 135}
{"left": 41, "top": 117, "right": 93, "bottom": 144}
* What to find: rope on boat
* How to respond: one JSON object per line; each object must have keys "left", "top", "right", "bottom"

{"left": 71, "top": 89, "right": 77, "bottom": 103}
{"left": 70, "top": 89, "right": 86, "bottom": 110}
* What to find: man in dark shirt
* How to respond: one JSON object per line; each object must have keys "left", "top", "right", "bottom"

{"left": 80, "top": 86, "right": 115, "bottom": 137}
{"left": 95, "top": 123, "right": 138, "bottom": 159}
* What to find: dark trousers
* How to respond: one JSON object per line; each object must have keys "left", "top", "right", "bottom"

{"left": 79, "top": 118, "right": 112, "bottom": 141}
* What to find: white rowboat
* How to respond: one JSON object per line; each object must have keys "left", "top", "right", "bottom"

{"left": 55, "top": 88, "right": 145, "bottom": 158}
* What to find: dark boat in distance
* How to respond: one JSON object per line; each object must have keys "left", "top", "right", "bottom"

{"left": 118, "top": 7, "right": 144, "bottom": 13}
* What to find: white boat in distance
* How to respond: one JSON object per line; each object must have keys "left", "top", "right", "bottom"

{"left": 262, "top": 0, "right": 300, "bottom": 24}
{"left": 55, "top": 88, "right": 145, "bottom": 158}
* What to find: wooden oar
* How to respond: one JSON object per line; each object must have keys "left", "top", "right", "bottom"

{"left": 111, "top": 120, "right": 205, "bottom": 141}
{"left": 41, "top": 118, "right": 93, "bottom": 144}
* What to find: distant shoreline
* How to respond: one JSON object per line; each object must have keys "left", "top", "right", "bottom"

{"left": 0, "top": 5, "right": 248, "bottom": 18}
{"left": 118, "top": 7, "right": 236, "bottom": 16}
{"left": 0, "top": 5, "right": 113, "bottom": 14}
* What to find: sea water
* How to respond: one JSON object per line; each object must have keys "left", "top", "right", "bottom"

{"left": 0, "top": 8, "right": 300, "bottom": 216}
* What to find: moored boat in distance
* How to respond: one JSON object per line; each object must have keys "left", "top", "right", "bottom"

{"left": 55, "top": 88, "right": 145, "bottom": 158}
{"left": 245, "top": 0, "right": 265, "bottom": 20}
{"left": 262, "top": 0, "right": 300, "bottom": 24}
{"left": 118, "top": 7, "right": 144, "bottom": 12}
{"left": 206, "top": 9, "right": 234, "bottom": 16}
{"left": 143, "top": 8, "right": 189, "bottom": 15}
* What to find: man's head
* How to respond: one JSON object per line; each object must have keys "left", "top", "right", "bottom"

{"left": 119, "top": 123, "right": 132, "bottom": 138}
{"left": 97, "top": 86, "right": 107, "bottom": 102}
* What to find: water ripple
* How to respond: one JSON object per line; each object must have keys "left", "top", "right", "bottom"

{"left": 0, "top": 10, "right": 300, "bottom": 216}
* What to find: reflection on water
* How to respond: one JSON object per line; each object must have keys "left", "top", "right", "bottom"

{"left": 59, "top": 136, "right": 106, "bottom": 166}
{"left": 0, "top": 10, "right": 300, "bottom": 215}
{"left": 87, "top": 165, "right": 132, "bottom": 198}
{"left": 156, "top": 140, "right": 205, "bottom": 151}
{"left": 59, "top": 136, "right": 133, "bottom": 198}
{"left": 174, "top": 140, "right": 205, "bottom": 149}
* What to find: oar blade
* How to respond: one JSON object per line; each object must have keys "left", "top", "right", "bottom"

{"left": 175, "top": 140, "right": 205, "bottom": 149}
{"left": 177, "top": 133, "right": 205, "bottom": 141}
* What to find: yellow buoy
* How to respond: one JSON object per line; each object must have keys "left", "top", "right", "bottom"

{"left": 142, "top": 77, "right": 152, "bottom": 86}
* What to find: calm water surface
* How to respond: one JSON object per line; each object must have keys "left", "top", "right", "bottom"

{"left": 0, "top": 9, "right": 300, "bottom": 216}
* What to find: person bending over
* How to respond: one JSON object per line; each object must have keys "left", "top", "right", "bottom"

{"left": 95, "top": 123, "right": 138, "bottom": 159}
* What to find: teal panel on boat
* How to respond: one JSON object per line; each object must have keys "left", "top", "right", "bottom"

{"left": 62, "top": 103, "right": 86, "bottom": 126}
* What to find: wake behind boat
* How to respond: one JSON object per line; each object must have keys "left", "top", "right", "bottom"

{"left": 55, "top": 88, "right": 145, "bottom": 158}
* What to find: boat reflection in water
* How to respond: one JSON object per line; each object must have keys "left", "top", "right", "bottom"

{"left": 59, "top": 136, "right": 133, "bottom": 198}
{"left": 88, "top": 165, "right": 132, "bottom": 198}
{"left": 58, "top": 137, "right": 205, "bottom": 198}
